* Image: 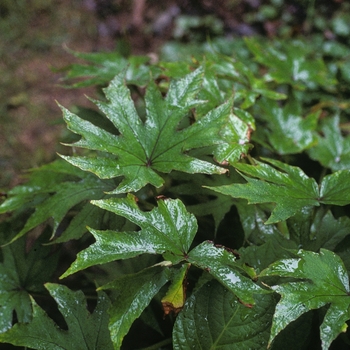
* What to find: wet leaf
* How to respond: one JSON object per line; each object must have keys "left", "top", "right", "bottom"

{"left": 173, "top": 280, "right": 275, "bottom": 350}
{"left": 99, "top": 266, "right": 170, "bottom": 349}
{"left": 308, "top": 115, "right": 350, "bottom": 171}
{"left": 255, "top": 98, "right": 318, "bottom": 155}
{"left": 260, "top": 249, "right": 350, "bottom": 350}
{"left": 207, "top": 158, "right": 319, "bottom": 224}
{"left": 0, "top": 284, "right": 113, "bottom": 349}
{"left": 0, "top": 160, "right": 114, "bottom": 244}
{"left": 208, "top": 158, "right": 350, "bottom": 224}
{"left": 0, "top": 235, "right": 59, "bottom": 333}
{"left": 60, "top": 195, "right": 197, "bottom": 278}
{"left": 187, "top": 241, "right": 269, "bottom": 305}
{"left": 245, "top": 38, "right": 336, "bottom": 89}
{"left": 60, "top": 67, "right": 230, "bottom": 194}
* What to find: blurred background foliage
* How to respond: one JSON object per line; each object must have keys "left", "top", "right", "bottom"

{"left": 1, "top": 0, "right": 349, "bottom": 188}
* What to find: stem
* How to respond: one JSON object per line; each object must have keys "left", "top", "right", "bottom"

{"left": 139, "top": 338, "right": 172, "bottom": 350}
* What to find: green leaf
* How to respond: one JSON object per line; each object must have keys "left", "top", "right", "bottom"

{"left": 0, "top": 235, "right": 59, "bottom": 333}
{"left": 207, "top": 158, "right": 320, "bottom": 224}
{"left": 0, "top": 283, "right": 114, "bottom": 349}
{"left": 288, "top": 207, "right": 350, "bottom": 251}
{"left": 62, "top": 50, "right": 160, "bottom": 87}
{"left": 173, "top": 280, "right": 275, "bottom": 350}
{"left": 254, "top": 98, "right": 318, "bottom": 155}
{"left": 99, "top": 266, "right": 170, "bottom": 349}
{"left": 239, "top": 237, "right": 297, "bottom": 271}
{"left": 308, "top": 115, "right": 350, "bottom": 171}
{"left": 260, "top": 249, "right": 350, "bottom": 350}
{"left": 208, "top": 158, "right": 350, "bottom": 224}
{"left": 60, "top": 195, "right": 198, "bottom": 278}
{"left": 61, "top": 67, "right": 231, "bottom": 194}
{"left": 187, "top": 241, "right": 269, "bottom": 305}
{"left": 0, "top": 160, "right": 114, "bottom": 244}
{"left": 245, "top": 38, "right": 336, "bottom": 89}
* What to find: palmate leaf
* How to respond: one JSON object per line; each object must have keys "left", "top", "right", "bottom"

{"left": 62, "top": 49, "right": 161, "bottom": 88}
{"left": 187, "top": 241, "right": 269, "bottom": 305}
{"left": 254, "top": 97, "right": 318, "bottom": 155}
{"left": 244, "top": 38, "right": 336, "bottom": 90}
{"left": 0, "top": 160, "right": 115, "bottom": 244}
{"left": 98, "top": 266, "right": 171, "bottom": 349}
{"left": 207, "top": 158, "right": 350, "bottom": 224}
{"left": 60, "top": 67, "right": 230, "bottom": 194}
{"left": 0, "top": 283, "right": 113, "bottom": 349}
{"left": 308, "top": 115, "right": 350, "bottom": 171}
{"left": 173, "top": 280, "right": 275, "bottom": 350}
{"left": 60, "top": 194, "right": 198, "bottom": 278}
{"left": 0, "top": 235, "right": 59, "bottom": 333}
{"left": 61, "top": 196, "right": 266, "bottom": 305}
{"left": 260, "top": 249, "right": 350, "bottom": 350}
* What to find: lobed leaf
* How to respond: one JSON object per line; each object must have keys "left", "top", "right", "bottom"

{"left": 61, "top": 67, "right": 231, "bottom": 194}
{"left": 0, "top": 235, "right": 59, "bottom": 333}
{"left": 208, "top": 158, "right": 350, "bottom": 224}
{"left": 187, "top": 241, "right": 269, "bottom": 305}
{"left": 260, "top": 249, "right": 350, "bottom": 350}
{"left": 0, "top": 284, "right": 113, "bottom": 349}
{"left": 99, "top": 266, "right": 170, "bottom": 349}
{"left": 173, "top": 280, "right": 275, "bottom": 350}
{"left": 308, "top": 115, "right": 350, "bottom": 171}
{"left": 60, "top": 195, "right": 198, "bottom": 278}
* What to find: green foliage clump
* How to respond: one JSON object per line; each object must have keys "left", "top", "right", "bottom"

{"left": 2, "top": 31, "right": 350, "bottom": 349}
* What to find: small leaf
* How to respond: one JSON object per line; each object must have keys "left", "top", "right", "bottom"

{"left": 187, "top": 241, "right": 269, "bottom": 305}
{"left": 161, "top": 264, "right": 189, "bottom": 315}
{"left": 0, "top": 284, "right": 113, "bottom": 349}
{"left": 60, "top": 195, "right": 197, "bottom": 278}
{"left": 260, "top": 249, "right": 350, "bottom": 350}
{"left": 99, "top": 266, "right": 170, "bottom": 349}
{"left": 173, "top": 280, "right": 275, "bottom": 350}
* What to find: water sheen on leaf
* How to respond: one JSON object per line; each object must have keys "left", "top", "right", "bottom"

{"left": 173, "top": 280, "right": 275, "bottom": 350}
{"left": 187, "top": 241, "right": 269, "bottom": 305}
{"left": 60, "top": 67, "right": 230, "bottom": 194}
{"left": 60, "top": 194, "right": 198, "bottom": 278}
{"left": 208, "top": 158, "right": 350, "bottom": 224}
{"left": 260, "top": 249, "right": 350, "bottom": 350}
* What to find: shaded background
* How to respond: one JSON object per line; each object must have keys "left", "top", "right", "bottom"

{"left": 1, "top": 0, "right": 348, "bottom": 188}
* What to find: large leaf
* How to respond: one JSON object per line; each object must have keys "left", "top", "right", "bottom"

{"left": 60, "top": 194, "right": 198, "bottom": 278}
{"left": 187, "top": 241, "right": 269, "bottom": 305}
{"left": 208, "top": 158, "right": 350, "bottom": 224}
{"left": 173, "top": 280, "right": 275, "bottom": 350}
{"left": 60, "top": 67, "right": 231, "bottom": 194}
{"left": 260, "top": 249, "right": 350, "bottom": 350}
{"left": 0, "top": 283, "right": 114, "bottom": 349}
{"left": 0, "top": 234, "right": 59, "bottom": 333}
{"left": 308, "top": 115, "right": 350, "bottom": 171}
{"left": 99, "top": 266, "right": 170, "bottom": 349}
